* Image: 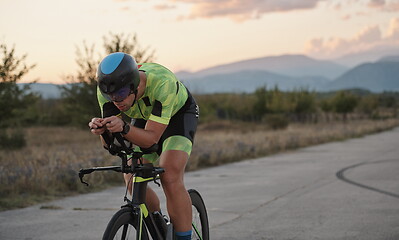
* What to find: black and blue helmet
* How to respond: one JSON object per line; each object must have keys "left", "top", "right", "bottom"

{"left": 97, "top": 52, "right": 140, "bottom": 98}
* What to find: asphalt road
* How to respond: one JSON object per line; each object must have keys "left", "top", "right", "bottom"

{"left": 1, "top": 127, "right": 399, "bottom": 240}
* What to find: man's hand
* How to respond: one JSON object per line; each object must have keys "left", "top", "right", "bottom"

{"left": 103, "top": 116, "right": 124, "bottom": 133}
{"left": 88, "top": 118, "right": 106, "bottom": 135}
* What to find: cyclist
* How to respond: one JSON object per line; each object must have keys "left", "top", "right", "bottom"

{"left": 88, "top": 52, "right": 199, "bottom": 240}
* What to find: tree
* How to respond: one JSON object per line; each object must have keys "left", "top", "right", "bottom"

{"left": 103, "top": 32, "right": 155, "bottom": 63}
{"left": 0, "top": 43, "right": 38, "bottom": 127}
{"left": 0, "top": 43, "right": 38, "bottom": 149}
{"left": 0, "top": 44, "right": 36, "bottom": 83}
{"left": 60, "top": 32, "right": 156, "bottom": 127}
{"left": 290, "top": 89, "right": 316, "bottom": 122}
{"left": 358, "top": 95, "right": 378, "bottom": 117}
{"left": 59, "top": 43, "right": 100, "bottom": 126}
{"left": 331, "top": 91, "right": 358, "bottom": 121}
{"left": 267, "top": 86, "right": 290, "bottom": 114}
{"left": 252, "top": 86, "right": 268, "bottom": 120}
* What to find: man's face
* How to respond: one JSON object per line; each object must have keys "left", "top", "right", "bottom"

{"left": 103, "top": 85, "right": 136, "bottom": 112}
{"left": 112, "top": 92, "right": 135, "bottom": 112}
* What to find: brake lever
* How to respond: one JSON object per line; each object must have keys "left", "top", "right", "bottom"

{"left": 78, "top": 169, "right": 92, "bottom": 186}
{"left": 79, "top": 173, "right": 89, "bottom": 186}
{"left": 153, "top": 176, "right": 161, "bottom": 187}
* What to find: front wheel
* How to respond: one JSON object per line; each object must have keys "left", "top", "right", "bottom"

{"left": 103, "top": 207, "right": 149, "bottom": 240}
{"left": 189, "top": 189, "right": 209, "bottom": 240}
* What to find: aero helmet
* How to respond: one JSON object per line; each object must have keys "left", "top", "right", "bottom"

{"left": 97, "top": 52, "right": 140, "bottom": 102}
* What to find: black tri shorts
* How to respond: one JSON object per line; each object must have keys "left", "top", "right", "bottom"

{"left": 133, "top": 91, "right": 199, "bottom": 161}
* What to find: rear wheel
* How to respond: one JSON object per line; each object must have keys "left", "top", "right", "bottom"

{"left": 189, "top": 189, "right": 209, "bottom": 240}
{"left": 103, "top": 207, "right": 149, "bottom": 240}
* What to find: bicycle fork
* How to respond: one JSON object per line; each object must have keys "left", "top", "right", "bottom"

{"left": 131, "top": 204, "right": 146, "bottom": 240}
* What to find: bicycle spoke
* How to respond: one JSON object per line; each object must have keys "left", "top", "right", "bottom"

{"left": 192, "top": 222, "right": 203, "bottom": 240}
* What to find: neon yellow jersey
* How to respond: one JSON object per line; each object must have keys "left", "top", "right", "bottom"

{"left": 97, "top": 63, "right": 188, "bottom": 125}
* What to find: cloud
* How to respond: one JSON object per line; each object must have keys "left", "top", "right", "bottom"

{"left": 367, "top": 0, "right": 399, "bottom": 11}
{"left": 305, "top": 18, "right": 399, "bottom": 58}
{"left": 153, "top": 4, "right": 176, "bottom": 10}
{"left": 387, "top": 18, "right": 399, "bottom": 38}
{"left": 167, "top": 0, "right": 323, "bottom": 22}
{"left": 386, "top": 0, "right": 399, "bottom": 11}
{"left": 334, "top": 0, "right": 399, "bottom": 21}
{"left": 368, "top": 0, "right": 386, "bottom": 8}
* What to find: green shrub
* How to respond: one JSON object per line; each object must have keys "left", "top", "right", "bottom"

{"left": 264, "top": 114, "right": 289, "bottom": 130}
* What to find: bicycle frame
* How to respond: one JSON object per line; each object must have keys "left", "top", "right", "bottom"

{"left": 79, "top": 153, "right": 168, "bottom": 240}
{"left": 130, "top": 163, "right": 166, "bottom": 240}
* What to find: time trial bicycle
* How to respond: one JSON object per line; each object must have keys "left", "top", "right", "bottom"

{"left": 78, "top": 131, "right": 209, "bottom": 240}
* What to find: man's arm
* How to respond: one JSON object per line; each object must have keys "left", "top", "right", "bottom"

{"left": 103, "top": 116, "right": 167, "bottom": 149}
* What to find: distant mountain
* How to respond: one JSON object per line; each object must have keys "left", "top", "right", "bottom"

{"left": 180, "top": 53, "right": 399, "bottom": 94}
{"left": 326, "top": 61, "right": 399, "bottom": 92}
{"left": 334, "top": 46, "right": 399, "bottom": 67}
{"left": 19, "top": 83, "right": 63, "bottom": 99}
{"left": 183, "top": 70, "right": 330, "bottom": 94}
{"left": 177, "top": 54, "right": 347, "bottom": 80}
{"left": 378, "top": 55, "right": 399, "bottom": 62}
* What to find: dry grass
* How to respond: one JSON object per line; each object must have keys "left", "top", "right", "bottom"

{"left": 0, "top": 127, "right": 122, "bottom": 210}
{"left": 1, "top": 119, "right": 399, "bottom": 210}
{"left": 188, "top": 119, "right": 399, "bottom": 170}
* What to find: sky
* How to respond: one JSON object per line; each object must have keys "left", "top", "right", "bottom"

{"left": 1, "top": 0, "right": 399, "bottom": 84}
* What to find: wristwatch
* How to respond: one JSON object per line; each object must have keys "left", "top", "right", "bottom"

{"left": 121, "top": 121, "right": 130, "bottom": 135}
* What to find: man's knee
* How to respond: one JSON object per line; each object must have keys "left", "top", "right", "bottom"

{"left": 161, "top": 171, "right": 183, "bottom": 187}
{"left": 159, "top": 150, "right": 188, "bottom": 173}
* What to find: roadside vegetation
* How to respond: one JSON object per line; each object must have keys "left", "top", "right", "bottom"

{"left": 1, "top": 35, "right": 399, "bottom": 210}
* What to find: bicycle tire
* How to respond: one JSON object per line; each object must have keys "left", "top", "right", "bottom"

{"left": 189, "top": 189, "right": 209, "bottom": 240}
{"left": 103, "top": 207, "right": 149, "bottom": 240}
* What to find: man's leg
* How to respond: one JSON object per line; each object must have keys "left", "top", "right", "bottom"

{"left": 159, "top": 150, "right": 192, "bottom": 234}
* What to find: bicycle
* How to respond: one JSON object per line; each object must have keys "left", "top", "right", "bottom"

{"left": 78, "top": 130, "right": 209, "bottom": 240}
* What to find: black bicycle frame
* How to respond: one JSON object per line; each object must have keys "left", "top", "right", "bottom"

{"left": 130, "top": 163, "right": 165, "bottom": 240}
{"left": 79, "top": 131, "right": 168, "bottom": 239}
{"left": 79, "top": 160, "right": 167, "bottom": 240}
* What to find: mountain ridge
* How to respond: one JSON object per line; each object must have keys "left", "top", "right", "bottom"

{"left": 327, "top": 61, "right": 399, "bottom": 92}
{"left": 177, "top": 54, "right": 347, "bottom": 80}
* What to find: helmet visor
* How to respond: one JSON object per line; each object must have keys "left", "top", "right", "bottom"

{"left": 104, "top": 85, "right": 132, "bottom": 102}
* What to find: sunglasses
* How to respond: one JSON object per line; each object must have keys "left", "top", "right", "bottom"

{"left": 104, "top": 86, "right": 133, "bottom": 102}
